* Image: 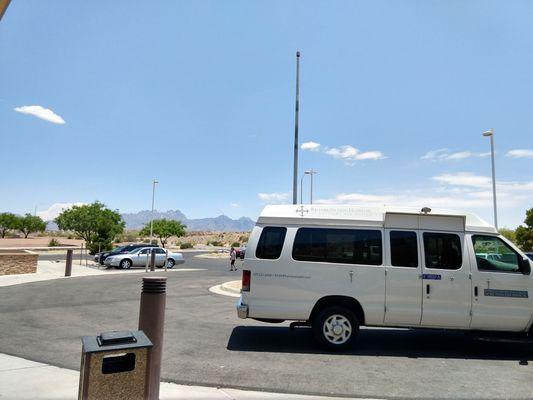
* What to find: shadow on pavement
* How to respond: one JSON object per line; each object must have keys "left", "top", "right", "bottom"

{"left": 227, "top": 325, "right": 533, "bottom": 362}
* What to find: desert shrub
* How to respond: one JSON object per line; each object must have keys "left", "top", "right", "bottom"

{"left": 231, "top": 242, "right": 240, "bottom": 248}
{"left": 239, "top": 235, "right": 249, "bottom": 243}
{"left": 209, "top": 240, "right": 224, "bottom": 247}
{"left": 116, "top": 231, "right": 138, "bottom": 243}
{"left": 48, "top": 238, "right": 61, "bottom": 247}
{"left": 180, "top": 242, "right": 194, "bottom": 249}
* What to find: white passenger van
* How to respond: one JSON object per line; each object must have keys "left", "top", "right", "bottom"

{"left": 237, "top": 204, "right": 532, "bottom": 350}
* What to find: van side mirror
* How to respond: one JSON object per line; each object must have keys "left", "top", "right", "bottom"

{"left": 521, "top": 258, "right": 531, "bottom": 275}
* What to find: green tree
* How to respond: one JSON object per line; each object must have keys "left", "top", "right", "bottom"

{"left": 140, "top": 219, "right": 186, "bottom": 248}
{"left": 0, "top": 212, "right": 19, "bottom": 238}
{"left": 55, "top": 202, "right": 125, "bottom": 253}
{"left": 515, "top": 208, "right": 533, "bottom": 251}
{"left": 499, "top": 228, "right": 516, "bottom": 244}
{"left": 17, "top": 214, "right": 47, "bottom": 238}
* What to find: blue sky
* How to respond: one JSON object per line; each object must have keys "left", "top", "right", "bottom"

{"left": 1, "top": 1, "right": 532, "bottom": 228}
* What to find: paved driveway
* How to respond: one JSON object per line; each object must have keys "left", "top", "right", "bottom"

{"left": 0, "top": 260, "right": 532, "bottom": 399}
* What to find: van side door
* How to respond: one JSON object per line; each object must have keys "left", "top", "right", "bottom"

{"left": 420, "top": 231, "right": 472, "bottom": 328}
{"left": 469, "top": 234, "right": 533, "bottom": 332}
{"left": 384, "top": 229, "right": 422, "bottom": 325}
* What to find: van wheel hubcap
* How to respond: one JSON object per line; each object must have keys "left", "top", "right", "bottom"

{"left": 323, "top": 314, "right": 352, "bottom": 344}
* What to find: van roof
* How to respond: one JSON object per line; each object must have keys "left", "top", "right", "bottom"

{"left": 257, "top": 204, "right": 497, "bottom": 234}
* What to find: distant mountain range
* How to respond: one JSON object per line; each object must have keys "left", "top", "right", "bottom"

{"left": 121, "top": 210, "right": 255, "bottom": 232}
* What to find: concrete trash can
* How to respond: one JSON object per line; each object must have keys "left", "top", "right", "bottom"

{"left": 78, "top": 330, "right": 153, "bottom": 400}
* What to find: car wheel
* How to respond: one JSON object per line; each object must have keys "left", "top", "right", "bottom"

{"left": 312, "top": 306, "right": 359, "bottom": 351}
{"left": 166, "top": 259, "right": 175, "bottom": 269}
{"left": 119, "top": 259, "right": 132, "bottom": 270}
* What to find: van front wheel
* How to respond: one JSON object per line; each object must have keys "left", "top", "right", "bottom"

{"left": 313, "top": 306, "right": 359, "bottom": 351}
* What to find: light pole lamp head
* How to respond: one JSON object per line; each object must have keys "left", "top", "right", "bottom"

{"left": 153, "top": 179, "right": 159, "bottom": 184}
{"left": 482, "top": 129, "right": 493, "bottom": 137}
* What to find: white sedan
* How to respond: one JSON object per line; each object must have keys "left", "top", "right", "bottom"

{"left": 104, "top": 247, "right": 185, "bottom": 269}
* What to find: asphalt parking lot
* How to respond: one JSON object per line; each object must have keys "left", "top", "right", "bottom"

{"left": 1, "top": 256, "right": 532, "bottom": 399}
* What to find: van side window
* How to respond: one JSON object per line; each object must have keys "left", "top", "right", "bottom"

{"left": 292, "top": 228, "right": 382, "bottom": 265}
{"left": 390, "top": 231, "right": 418, "bottom": 268}
{"left": 423, "top": 232, "right": 462, "bottom": 270}
{"left": 472, "top": 235, "right": 520, "bottom": 273}
{"left": 256, "top": 227, "right": 287, "bottom": 260}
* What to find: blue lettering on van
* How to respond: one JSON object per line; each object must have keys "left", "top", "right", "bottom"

{"left": 422, "top": 274, "right": 441, "bottom": 280}
{"left": 484, "top": 289, "right": 528, "bottom": 298}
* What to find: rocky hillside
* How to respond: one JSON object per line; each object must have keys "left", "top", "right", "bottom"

{"left": 121, "top": 209, "right": 255, "bottom": 232}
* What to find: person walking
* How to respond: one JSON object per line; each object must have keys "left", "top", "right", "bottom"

{"left": 230, "top": 247, "right": 237, "bottom": 271}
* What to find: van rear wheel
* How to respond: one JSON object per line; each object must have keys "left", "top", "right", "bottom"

{"left": 313, "top": 306, "right": 359, "bottom": 351}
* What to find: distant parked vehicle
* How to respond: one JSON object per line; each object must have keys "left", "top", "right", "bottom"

{"left": 104, "top": 247, "right": 184, "bottom": 269}
{"left": 95, "top": 243, "right": 158, "bottom": 265}
{"left": 526, "top": 253, "right": 533, "bottom": 261}
{"left": 236, "top": 244, "right": 247, "bottom": 260}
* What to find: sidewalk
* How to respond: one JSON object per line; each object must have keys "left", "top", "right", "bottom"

{"left": 0, "top": 353, "right": 363, "bottom": 400}
{"left": 0, "top": 261, "right": 203, "bottom": 287}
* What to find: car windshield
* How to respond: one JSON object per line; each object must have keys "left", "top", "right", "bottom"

{"left": 111, "top": 246, "right": 125, "bottom": 252}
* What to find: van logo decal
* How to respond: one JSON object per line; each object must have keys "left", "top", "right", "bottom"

{"left": 296, "top": 206, "right": 309, "bottom": 217}
{"left": 484, "top": 289, "right": 528, "bottom": 298}
{"left": 422, "top": 274, "right": 441, "bottom": 280}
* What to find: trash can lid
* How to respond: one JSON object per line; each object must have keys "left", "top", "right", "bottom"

{"left": 81, "top": 330, "right": 153, "bottom": 354}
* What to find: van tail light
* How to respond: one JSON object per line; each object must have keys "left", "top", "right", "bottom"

{"left": 242, "top": 270, "right": 251, "bottom": 292}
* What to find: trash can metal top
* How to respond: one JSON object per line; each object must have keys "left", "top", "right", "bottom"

{"left": 82, "top": 330, "right": 153, "bottom": 354}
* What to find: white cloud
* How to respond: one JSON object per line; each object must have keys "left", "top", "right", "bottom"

{"left": 301, "top": 141, "right": 321, "bottom": 151}
{"left": 37, "top": 202, "right": 86, "bottom": 221}
{"left": 507, "top": 149, "right": 533, "bottom": 159}
{"left": 432, "top": 172, "right": 492, "bottom": 188}
{"left": 324, "top": 145, "right": 385, "bottom": 164}
{"left": 315, "top": 193, "right": 394, "bottom": 205}
{"left": 257, "top": 192, "right": 290, "bottom": 203}
{"left": 421, "top": 148, "right": 448, "bottom": 160}
{"left": 14, "top": 105, "right": 65, "bottom": 125}
{"left": 422, "top": 149, "right": 489, "bottom": 161}
{"left": 314, "top": 172, "right": 533, "bottom": 227}
{"left": 230, "top": 203, "right": 240, "bottom": 208}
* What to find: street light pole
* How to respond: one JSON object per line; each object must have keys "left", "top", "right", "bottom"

{"left": 150, "top": 179, "right": 158, "bottom": 244}
{"left": 292, "top": 51, "right": 300, "bottom": 205}
{"left": 483, "top": 129, "right": 498, "bottom": 230}
{"left": 309, "top": 168, "right": 317, "bottom": 204}
{"left": 300, "top": 173, "right": 305, "bottom": 205}
{"left": 300, "top": 169, "right": 318, "bottom": 204}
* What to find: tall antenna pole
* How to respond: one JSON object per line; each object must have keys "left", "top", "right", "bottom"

{"left": 292, "top": 51, "right": 300, "bottom": 205}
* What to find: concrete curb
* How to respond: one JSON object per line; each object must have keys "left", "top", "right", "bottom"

{"left": 209, "top": 280, "right": 241, "bottom": 298}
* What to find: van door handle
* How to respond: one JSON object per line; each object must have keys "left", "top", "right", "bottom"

{"left": 474, "top": 286, "right": 478, "bottom": 297}
{"left": 426, "top": 284, "right": 430, "bottom": 295}
{"left": 349, "top": 270, "right": 354, "bottom": 283}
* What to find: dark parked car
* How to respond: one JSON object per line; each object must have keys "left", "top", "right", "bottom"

{"left": 526, "top": 253, "right": 533, "bottom": 261}
{"left": 95, "top": 243, "right": 158, "bottom": 265}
